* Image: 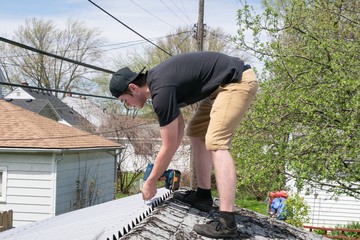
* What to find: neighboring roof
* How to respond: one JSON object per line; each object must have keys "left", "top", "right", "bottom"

{"left": 4, "top": 87, "right": 88, "bottom": 127}
{"left": 5, "top": 98, "right": 51, "bottom": 113}
{"left": 5, "top": 99, "right": 60, "bottom": 121}
{"left": 62, "top": 96, "right": 109, "bottom": 128}
{"left": 0, "top": 188, "right": 171, "bottom": 240}
{"left": 0, "top": 100, "right": 121, "bottom": 149}
{"left": 0, "top": 187, "right": 328, "bottom": 240}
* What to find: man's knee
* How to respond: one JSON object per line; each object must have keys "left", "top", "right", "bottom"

{"left": 205, "top": 135, "right": 231, "bottom": 151}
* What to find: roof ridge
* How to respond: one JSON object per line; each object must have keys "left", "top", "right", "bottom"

{"left": 112, "top": 190, "right": 172, "bottom": 239}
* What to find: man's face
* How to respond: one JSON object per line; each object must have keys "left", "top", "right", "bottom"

{"left": 118, "top": 86, "right": 146, "bottom": 109}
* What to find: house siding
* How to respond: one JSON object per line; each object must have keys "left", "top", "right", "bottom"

{"left": 55, "top": 151, "right": 116, "bottom": 215}
{"left": 0, "top": 152, "right": 54, "bottom": 227}
{"left": 302, "top": 189, "right": 360, "bottom": 228}
{"left": 120, "top": 138, "right": 190, "bottom": 172}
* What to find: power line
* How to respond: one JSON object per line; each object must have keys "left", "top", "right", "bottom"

{"left": 0, "top": 82, "right": 115, "bottom": 100}
{"left": 129, "top": 0, "right": 176, "bottom": 29}
{"left": 179, "top": 0, "right": 194, "bottom": 23}
{"left": 0, "top": 36, "right": 115, "bottom": 74}
{"left": 170, "top": 0, "right": 194, "bottom": 24}
{"left": 0, "top": 33, "right": 189, "bottom": 60}
{"left": 159, "top": 0, "right": 189, "bottom": 26}
{"left": 88, "top": 0, "right": 172, "bottom": 57}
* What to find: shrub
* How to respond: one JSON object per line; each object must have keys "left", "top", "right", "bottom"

{"left": 284, "top": 192, "right": 310, "bottom": 228}
{"left": 332, "top": 222, "right": 360, "bottom": 239}
{"left": 312, "top": 229, "right": 327, "bottom": 235}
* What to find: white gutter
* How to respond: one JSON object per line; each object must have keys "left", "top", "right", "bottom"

{"left": 0, "top": 146, "right": 123, "bottom": 153}
{"left": 51, "top": 153, "right": 59, "bottom": 217}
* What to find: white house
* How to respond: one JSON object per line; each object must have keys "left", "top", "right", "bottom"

{"left": 112, "top": 123, "right": 191, "bottom": 173}
{"left": 295, "top": 186, "right": 360, "bottom": 228}
{"left": 62, "top": 95, "right": 110, "bottom": 129}
{"left": 0, "top": 100, "right": 122, "bottom": 227}
{"left": 287, "top": 177, "right": 360, "bottom": 228}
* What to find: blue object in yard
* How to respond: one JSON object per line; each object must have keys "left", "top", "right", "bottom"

{"left": 271, "top": 197, "right": 288, "bottom": 220}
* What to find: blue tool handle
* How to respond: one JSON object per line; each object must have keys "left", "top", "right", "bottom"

{"left": 143, "top": 163, "right": 154, "bottom": 181}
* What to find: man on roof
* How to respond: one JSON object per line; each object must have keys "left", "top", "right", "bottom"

{"left": 109, "top": 51, "right": 258, "bottom": 239}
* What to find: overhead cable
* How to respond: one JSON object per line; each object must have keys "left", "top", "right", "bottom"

{"left": 129, "top": 0, "right": 176, "bottom": 28}
{"left": 88, "top": 0, "right": 172, "bottom": 57}
{"left": 159, "top": 0, "right": 189, "bottom": 26}
{"left": 0, "top": 82, "right": 115, "bottom": 100}
{"left": 1, "top": 32, "right": 191, "bottom": 59}
{"left": 0, "top": 36, "right": 115, "bottom": 74}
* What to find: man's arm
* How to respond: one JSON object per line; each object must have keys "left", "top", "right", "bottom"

{"left": 142, "top": 114, "right": 185, "bottom": 200}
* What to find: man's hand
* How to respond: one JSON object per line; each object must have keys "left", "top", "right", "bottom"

{"left": 142, "top": 179, "right": 157, "bottom": 200}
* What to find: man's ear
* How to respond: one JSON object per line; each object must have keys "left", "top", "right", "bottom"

{"left": 128, "top": 83, "right": 137, "bottom": 92}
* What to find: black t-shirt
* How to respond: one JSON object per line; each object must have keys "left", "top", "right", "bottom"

{"left": 146, "top": 51, "right": 245, "bottom": 126}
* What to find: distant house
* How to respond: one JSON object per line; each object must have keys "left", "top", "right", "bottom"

{"left": 289, "top": 183, "right": 360, "bottom": 228}
{"left": 101, "top": 121, "right": 190, "bottom": 173}
{"left": 62, "top": 95, "right": 110, "bottom": 129}
{"left": 0, "top": 100, "right": 122, "bottom": 227}
{"left": 4, "top": 85, "right": 92, "bottom": 130}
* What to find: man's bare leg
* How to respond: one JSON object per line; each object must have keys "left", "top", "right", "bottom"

{"left": 173, "top": 136, "right": 213, "bottom": 212}
{"left": 211, "top": 149, "right": 236, "bottom": 212}
{"left": 190, "top": 136, "right": 213, "bottom": 189}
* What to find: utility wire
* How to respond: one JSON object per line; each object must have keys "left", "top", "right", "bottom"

{"left": 0, "top": 36, "right": 115, "bottom": 74}
{"left": 170, "top": 0, "right": 194, "bottom": 24}
{"left": 0, "top": 82, "right": 115, "bottom": 100}
{"left": 180, "top": 0, "right": 194, "bottom": 23}
{"left": 129, "top": 0, "right": 176, "bottom": 29}
{"left": 88, "top": 0, "right": 172, "bottom": 57}
{"left": 159, "top": 0, "right": 189, "bottom": 26}
{"left": 0, "top": 33, "right": 186, "bottom": 59}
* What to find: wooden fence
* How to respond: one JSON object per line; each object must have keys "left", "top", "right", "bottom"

{"left": 0, "top": 210, "right": 13, "bottom": 232}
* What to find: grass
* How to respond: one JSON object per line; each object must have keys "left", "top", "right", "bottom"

{"left": 211, "top": 190, "right": 268, "bottom": 216}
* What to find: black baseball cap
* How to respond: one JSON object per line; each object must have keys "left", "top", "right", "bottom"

{"left": 109, "top": 66, "right": 146, "bottom": 98}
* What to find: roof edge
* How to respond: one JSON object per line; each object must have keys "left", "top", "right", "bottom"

{"left": 0, "top": 146, "right": 124, "bottom": 153}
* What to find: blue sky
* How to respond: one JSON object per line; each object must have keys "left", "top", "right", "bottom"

{"left": 1, "top": 1, "right": 262, "bottom": 47}
{"left": 0, "top": 0, "right": 264, "bottom": 70}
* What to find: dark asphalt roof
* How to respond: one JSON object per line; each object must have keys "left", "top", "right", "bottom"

{"left": 121, "top": 189, "right": 329, "bottom": 240}
{"left": 26, "top": 88, "right": 86, "bottom": 126}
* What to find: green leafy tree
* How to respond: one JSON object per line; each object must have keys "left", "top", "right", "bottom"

{"left": 3, "top": 18, "right": 103, "bottom": 97}
{"left": 232, "top": 0, "right": 360, "bottom": 199}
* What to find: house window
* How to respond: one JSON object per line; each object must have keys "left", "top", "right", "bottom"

{"left": 0, "top": 167, "right": 7, "bottom": 202}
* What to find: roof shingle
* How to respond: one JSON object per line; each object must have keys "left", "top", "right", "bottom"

{"left": 0, "top": 100, "right": 120, "bottom": 149}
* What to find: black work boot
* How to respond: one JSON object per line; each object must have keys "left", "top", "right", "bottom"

{"left": 193, "top": 218, "right": 238, "bottom": 239}
{"left": 173, "top": 189, "right": 213, "bottom": 212}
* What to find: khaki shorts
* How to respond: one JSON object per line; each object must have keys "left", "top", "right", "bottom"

{"left": 186, "top": 69, "right": 258, "bottom": 150}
